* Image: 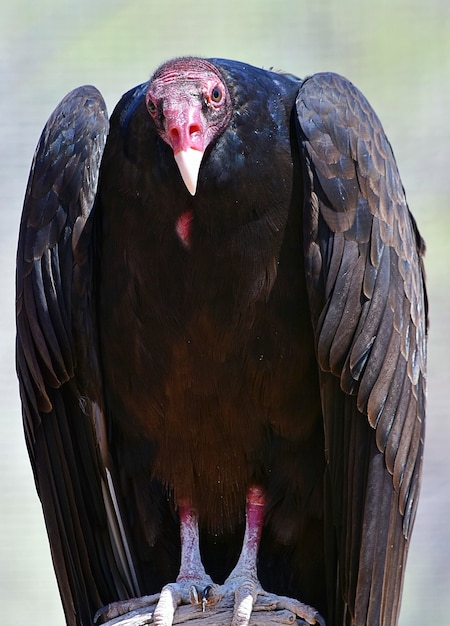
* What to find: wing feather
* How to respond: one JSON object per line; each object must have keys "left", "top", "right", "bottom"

{"left": 16, "top": 86, "right": 140, "bottom": 625}
{"left": 296, "top": 72, "right": 427, "bottom": 625}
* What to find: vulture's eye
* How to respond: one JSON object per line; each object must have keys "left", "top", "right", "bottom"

{"left": 146, "top": 97, "right": 157, "bottom": 116}
{"left": 211, "top": 86, "right": 223, "bottom": 103}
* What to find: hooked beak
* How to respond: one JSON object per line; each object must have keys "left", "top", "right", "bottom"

{"left": 174, "top": 148, "right": 204, "bottom": 196}
{"left": 163, "top": 106, "right": 206, "bottom": 196}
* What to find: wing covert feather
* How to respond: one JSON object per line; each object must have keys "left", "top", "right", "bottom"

{"left": 296, "top": 72, "right": 427, "bottom": 625}
{"left": 17, "top": 86, "right": 107, "bottom": 419}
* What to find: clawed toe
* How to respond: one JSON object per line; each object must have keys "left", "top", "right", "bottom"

{"left": 260, "top": 591, "right": 325, "bottom": 625}
{"left": 94, "top": 583, "right": 215, "bottom": 626}
{"left": 202, "top": 574, "right": 325, "bottom": 626}
{"left": 153, "top": 581, "right": 217, "bottom": 626}
{"left": 94, "top": 593, "right": 160, "bottom": 624}
{"left": 94, "top": 585, "right": 324, "bottom": 626}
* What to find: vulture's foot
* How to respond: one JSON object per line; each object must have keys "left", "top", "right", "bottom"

{"left": 201, "top": 573, "right": 325, "bottom": 626}
{"left": 94, "top": 578, "right": 325, "bottom": 626}
{"left": 196, "top": 485, "right": 325, "bottom": 625}
{"left": 94, "top": 576, "right": 216, "bottom": 626}
{"left": 152, "top": 576, "right": 216, "bottom": 626}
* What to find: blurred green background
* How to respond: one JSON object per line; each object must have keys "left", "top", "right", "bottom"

{"left": 1, "top": 0, "right": 449, "bottom": 624}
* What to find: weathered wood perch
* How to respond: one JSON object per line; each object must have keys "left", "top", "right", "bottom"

{"left": 97, "top": 594, "right": 313, "bottom": 626}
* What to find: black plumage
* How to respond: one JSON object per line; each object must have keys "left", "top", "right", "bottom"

{"left": 16, "top": 58, "right": 427, "bottom": 626}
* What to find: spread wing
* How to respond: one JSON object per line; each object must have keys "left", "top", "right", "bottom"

{"left": 295, "top": 72, "right": 427, "bottom": 625}
{"left": 16, "top": 86, "right": 140, "bottom": 625}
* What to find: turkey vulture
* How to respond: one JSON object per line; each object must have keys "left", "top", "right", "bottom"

{"left": 16, "top": 57, "right": 427, "bottom": 626}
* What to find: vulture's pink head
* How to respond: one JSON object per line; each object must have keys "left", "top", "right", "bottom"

{"left": 146, "top": 58, "right": 232, "bottom": 195}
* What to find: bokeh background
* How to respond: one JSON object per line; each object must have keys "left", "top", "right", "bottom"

{"left": 1, "top": 1, "right": 449, "bottom": 624}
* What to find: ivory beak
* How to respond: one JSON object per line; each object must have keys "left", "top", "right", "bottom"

{"left": 174, "top": 148, "right": 204, "bottom": 196}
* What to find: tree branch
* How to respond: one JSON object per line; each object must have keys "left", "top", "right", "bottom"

{"left": 97, "top": 595, "right": 313, "bottom": 626}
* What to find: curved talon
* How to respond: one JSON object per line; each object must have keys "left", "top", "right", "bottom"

{"left": 201, "top": 585, "right": 213, "bottom": 612}
{"left": 313, "top": 612, "right": 326, "bottom": 626}
{"left": 189, "top": 583, "right": 214, "bottom": 612}
{"left": 93, "top": 604, "right": 108, "bottom": 623}
{"left": 189, "top": 584, "right": 199, "bottom": 605}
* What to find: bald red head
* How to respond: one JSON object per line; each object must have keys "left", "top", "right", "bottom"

{"left": 146, "top": 57, "right": 232, "bottom": 194}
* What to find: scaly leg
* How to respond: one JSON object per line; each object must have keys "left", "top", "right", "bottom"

{"left": 152, "top": 500, "right": 215, "bottom": 625}
{"left": 96, "top": 487, "right": 325, "bottom": 626}
{"left": 95, "top": 500, "right": 214, "bottom": 625}
{"left": 203, "top": 485, "right": 325, "bottom": 626}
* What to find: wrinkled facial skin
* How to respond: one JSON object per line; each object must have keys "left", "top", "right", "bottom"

{"left": 145, "top": 58, "right": 233, "bottom": 194}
